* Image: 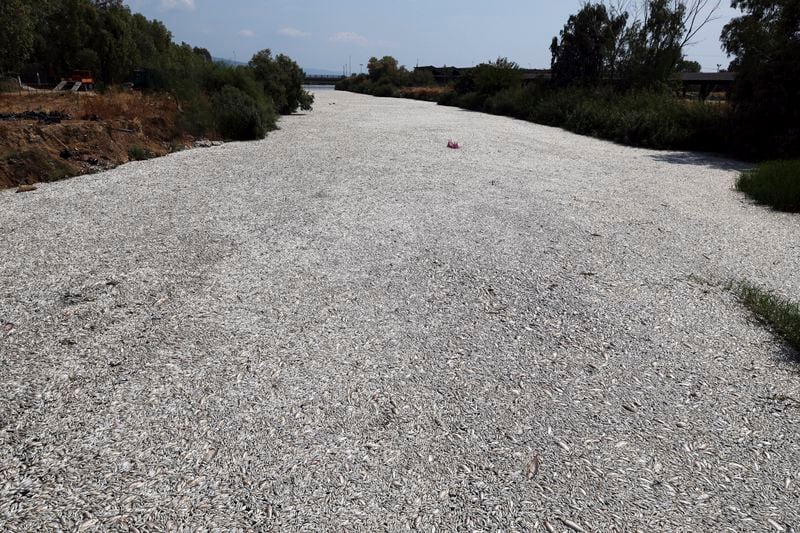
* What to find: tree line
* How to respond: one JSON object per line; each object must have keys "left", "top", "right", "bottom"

{"left": 0, "top": 0, "right": 314, "bottom": 140}
{"left": 549, "top": 0, "right": 718, "bottom": 88}
{"left": 337, "top": 0, "right": 798, "bottom": 160}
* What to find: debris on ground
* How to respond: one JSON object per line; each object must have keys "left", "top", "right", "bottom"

{"left": 0, "top": 110, "right": 71, "bottom": 124}
{"left": 194, "top": 139, "right": 225, "bottom": 148}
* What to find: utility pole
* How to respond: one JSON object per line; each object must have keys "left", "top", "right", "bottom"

{"left": 360, "top": 63, "right": 363, "bottom": 75}
{"left": 349, "top": 56, "right": 352, "bottom": 76}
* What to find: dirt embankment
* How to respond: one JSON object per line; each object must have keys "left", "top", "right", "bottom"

{"left": 0, "top": 91, "right": 192, "bottom": 189}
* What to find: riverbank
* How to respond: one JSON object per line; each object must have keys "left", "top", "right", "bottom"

{"left": 0, "top": 91, "right": 200, "bottom": 189}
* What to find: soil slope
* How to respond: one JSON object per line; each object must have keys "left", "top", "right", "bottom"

{"left": 0, "top": 91, "right": 184, "bottom": 188}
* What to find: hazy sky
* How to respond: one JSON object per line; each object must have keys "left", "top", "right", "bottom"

{"left": 126, "top": 0, "right": 741, "bottom": 73}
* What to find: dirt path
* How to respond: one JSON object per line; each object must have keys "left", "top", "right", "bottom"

{"left": 1, "top": 90, "right": 798, "bottom": 531}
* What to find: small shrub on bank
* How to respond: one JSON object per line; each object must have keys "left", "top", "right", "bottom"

{"left": 484, "top": 86, "right": 537, "bottom": 119}
{"left": 736, "top": 282, "right": 800, "bottom": 358}
{"left": 736, "top": 160, "right": 800, "bottom": 212}
{"left": 335, "top": 75, "right": 402, "bottom": 98}
{"left": 128, "top": 146, "right": 154, "bottom": 161}
{"left": 212, "top": 85, "right": 270, "bottom": 141}
{"left": 372, "top": 81, "right": 400, "bottom": 98}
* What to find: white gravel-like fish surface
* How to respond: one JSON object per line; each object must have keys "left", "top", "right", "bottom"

{"left": 1, "top": 90, "right": 799, "bottom": 531}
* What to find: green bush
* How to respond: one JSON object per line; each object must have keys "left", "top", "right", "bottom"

{"left": 4, "top": 0, "right": 312, "bottom": 145}
{"left": 484, "top": 86, "right": 537, "bottom": 119}
{"left": 335, "top": 75, "right": 371, "bottom": 94}
{"left": 446, "top": 92, "right": 486, "bottom": 111}
{"left": 212, "top": 85, "right": 270, "bottom": 141}
{"left": 335, "top": 74, "right": 402, "bottom": 98}
{"left": 476, "top": 85, "right": 729, "bottom": 152}
{"left": 249, "top": 49, "right": 314, "bottom": 114}
{"left": 128, "top": 146, "right": 154, "bottom": 161}
{"left": 371, "top": 81, "right": 399, "bottom": 98}
{"left": 736, "top": 160, "right": 800, "bottom": 212}
{"left": 408, "top": 68, "right": 437, "bottom": 87}
{"left": 177, "top": 94, "right": 215, "bottom": 138}
{"left": 437, "top": 90, "right": 459, "bottom": 107}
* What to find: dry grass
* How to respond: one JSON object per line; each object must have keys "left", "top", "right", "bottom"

{"left": 82, "top": 90, "right": 178, "bottom": 125}
{"left": 400, "top": 86, "right": 452, "bottom": 102}
{"left": 0, "top": 90, "right": 178, "bottom": 131}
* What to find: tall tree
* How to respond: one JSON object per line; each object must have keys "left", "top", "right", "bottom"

{"left": 722, "top": 0, "right": 800, "bottom": 157}
{"left": 91, "top": 3, "right": 139, "bottom": 83}
{"left": 677, "top": 58, "right": 703, "bottom": 71}
{"left": 622, "top": 0, "right": 721, "bottom": 85}
{"left": 623, "top": 0, "right": 688, "bottom": 86}
{"left": 551, "top": 3, "right": 629, "bottom": 85}
{"left": 0, "top": 0, "right": 35, "bottom": 73}
{"left": 249, "top": 49, "right": 314, "bottom": 114}
{"left": 367, "top": 56, "right": 401, "bottom": 84}
{"left": 41, "top": 0, "right": 98, "bottom": 79}
{"left": 552, "top": 1, "right": 720, "bottom": 87}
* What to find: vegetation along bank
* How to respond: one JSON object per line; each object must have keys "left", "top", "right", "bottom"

{"left": 336, "top": 0, "right": 799, "bottom": 212}
{"left": 0, "top": 0, "right": 313, "bottom": 188}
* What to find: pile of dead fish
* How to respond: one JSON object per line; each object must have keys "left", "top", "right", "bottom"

{"left": 0, "top": 111, "right": 71, "bottom": 124}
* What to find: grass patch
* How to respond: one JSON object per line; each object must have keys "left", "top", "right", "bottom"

{"left": 736, "top": 281, "right": 800, "bottom": 357}
{"left": 736, "top": 160, "right": 800, "bottom": 212}
{"left": 128, "top": 146, "right": 155, "bottom": 161}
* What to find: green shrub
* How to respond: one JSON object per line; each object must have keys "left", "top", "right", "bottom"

{"left": 336, "top": 74, "right": 402, "bottom": 98}
{"left": 371, "top": 81, "right": 399, "bottom": 98}
{"left": 336, "top": 75, "right": 369, "bottom": 93}
{"left": 408, "top": 68, "right": 437, "bottom": 87}
{"left": 249, "top": 49, "right": 314, "bottom": 114}
{"left": 437, "top": 81, "right": 730, "bottom": 152}
{"left": 736, "top": 160, "right": 800, "bottom": 212}
{"left": 453, "top": 92, "right": 487, "bottom": 111}
{"left": 510, "top": 86, "right": 729, "bottom": 152}
{"left": 212, "top": 85, "right": 270, "bottom": 141}
{"left": 471, "top": 59, "right": 523, "bottom": 95}
{"left": 128, "top": 146, "right": 154, "bottom": 161}
{"left": 484, "top": 86, "right": 536, "bottom": 119}
{"left": 178, "top": 94, "right": 215, "bottom": 138}
{"left": 437, "top": 90, "right": 459, "bottom": 107}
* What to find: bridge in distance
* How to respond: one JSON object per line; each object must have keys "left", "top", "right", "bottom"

{"left": 303, "top": 74, "right": 346, "bottom": 86}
